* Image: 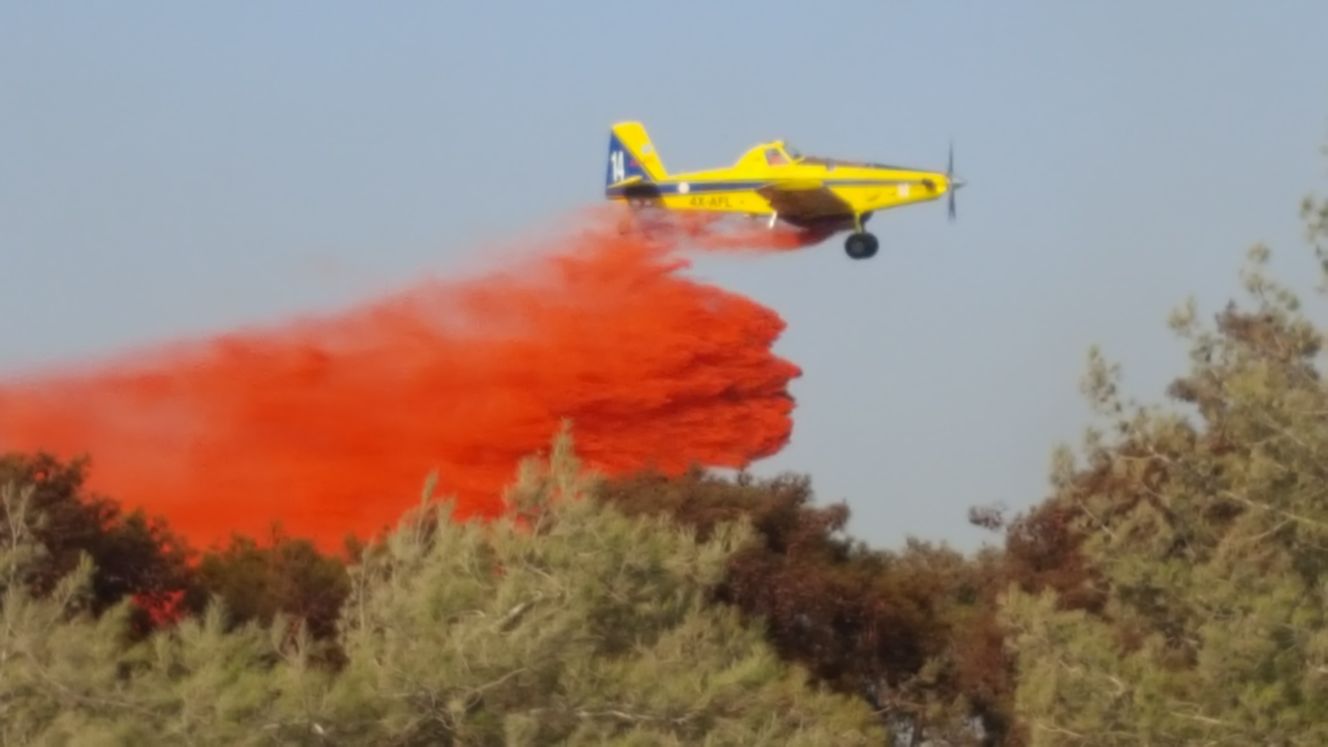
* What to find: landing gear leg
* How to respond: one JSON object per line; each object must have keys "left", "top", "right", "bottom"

{"left": 844, "top": 214, "right": 878, "bottom": 259}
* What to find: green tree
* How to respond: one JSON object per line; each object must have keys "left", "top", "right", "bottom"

{"left": 188, "top": 529, "right": 351, "bottom": 641}
{"left": 600, "top": 468, "right": 1011, "bottom": 745}
{"left": 1000, "top": 185, "right": 1328, "bottom": 743}
{"left": 0, "top": 452, "right": 193, "bottom": 633}
{"left": 0, "top": 430, "right": 886, "bottom": 745}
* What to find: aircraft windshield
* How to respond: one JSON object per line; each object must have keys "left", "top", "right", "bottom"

{"left": 784, "top": 143, "right": 803, "bottom": 160}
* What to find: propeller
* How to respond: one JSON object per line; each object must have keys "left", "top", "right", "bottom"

{"left": 946, "top": 140, "right": 965, "bottom": 222}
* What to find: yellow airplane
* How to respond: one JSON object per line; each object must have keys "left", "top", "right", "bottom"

{"left": 604, "top": 121, "right": 964, "bottom": 259}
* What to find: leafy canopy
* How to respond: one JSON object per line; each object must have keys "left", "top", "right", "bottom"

{"left": 1001, "top": 185, "right": 1328, "bottom": 744}
{"left": 0, "top": 430, "right": 886, "bottom": 745}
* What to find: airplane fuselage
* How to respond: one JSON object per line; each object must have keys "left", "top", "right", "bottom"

{"left": 603, "top": 122, "right": 963, "bottom": 259}
{"left": 611, "top": 159, "right": 951, "bottom": 225}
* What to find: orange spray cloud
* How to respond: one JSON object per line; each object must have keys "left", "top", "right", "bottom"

{"left": 0, "top": 212, "right": 808, "bottom": 550}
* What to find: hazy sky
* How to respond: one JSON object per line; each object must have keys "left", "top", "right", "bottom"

{"left": 3, "top": 2, "right": 1326, "bottom": 550}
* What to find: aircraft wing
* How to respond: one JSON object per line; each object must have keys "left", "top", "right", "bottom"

{"left": 756, "top": 181, "right": 852, "bottom": 220}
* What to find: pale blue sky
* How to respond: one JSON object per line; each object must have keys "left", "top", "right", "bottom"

{"left": 3, "top": 2, "right": 1326, "bottom": 549}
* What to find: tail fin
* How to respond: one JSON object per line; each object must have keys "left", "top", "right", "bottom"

{"left": 606, "top": 121, "right": 667, "bottom": 190}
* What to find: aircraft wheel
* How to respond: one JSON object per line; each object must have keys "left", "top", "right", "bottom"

{"left": 844, "top": 232, "right": 879, "bottom": 260}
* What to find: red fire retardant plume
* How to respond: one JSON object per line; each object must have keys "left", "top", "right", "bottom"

{"left": 0, "top": 216, "right": 806, "bottom": 550}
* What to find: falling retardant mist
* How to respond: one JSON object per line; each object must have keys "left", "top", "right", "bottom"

{"left": 0, "top": 213, "right": 807, "bottom": 550}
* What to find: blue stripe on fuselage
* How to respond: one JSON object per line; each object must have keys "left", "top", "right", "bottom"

{"left": 604, "top": 178, "right": 921, "bottom": 197}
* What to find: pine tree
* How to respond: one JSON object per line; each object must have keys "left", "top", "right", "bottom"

{"left": 600, "top": 467, "right": 1012, "bottom": 744}
{"left": 0, "top": 428, "right": 887, "bottom": 745}
{"left": 1000, "top": 180, "right": 1328, "bottom": 744}
{"left": 0, "top": 452, "right": 193, "bottom": 632}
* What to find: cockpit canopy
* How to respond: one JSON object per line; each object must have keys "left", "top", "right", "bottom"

{"left": 769, "top": 141, "right": 803, "bottom": 164}
{"left": 737, "top": 140, "right": 803, "bottom": 168}
{"left": 740, "top": 140, "right": 907, "bottom": 171}
{"left": 763, "top": 141, "right": 801, "bottom": 165}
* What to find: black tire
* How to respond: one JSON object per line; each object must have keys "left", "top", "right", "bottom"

{"left": 844, "top": 232, "right": 879, "bottom": 259}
